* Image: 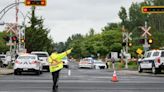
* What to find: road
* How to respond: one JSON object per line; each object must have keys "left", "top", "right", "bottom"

{"left": 0, "top": 64, "right": 164, "bottom": 92}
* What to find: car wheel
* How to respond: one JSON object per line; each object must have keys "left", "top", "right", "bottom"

{"left": 47, "top": 68, "right": 50, "bottom": 72}
{"left": 40, "top": 71, "right": 42, "bottom": 74}
{"left": 36, "top": 70, "right": 40, "bottom": 75}
{"left": 94, "top": 65, "right": 96, "bottom": 69}
{"left": 138, "top": 64, "right": 143, "bottom": 73}
{"left": 14, "top": 70, "right": 18, "bottom": 75}
{"left": 152, "top": 65, "right": 157, "bottom": 74}
{"left": 158, "top": 69, "right": 161, "bottom": 74}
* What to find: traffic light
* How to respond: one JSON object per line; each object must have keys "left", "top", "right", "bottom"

{"left": 148, "top": 39, "right": 153, "bottom": 44}
{"left": 141, "top": 6, "right": 164, "bottom": 14}
{"left": 25, "top": 0, "right": 46, "bottom": 6}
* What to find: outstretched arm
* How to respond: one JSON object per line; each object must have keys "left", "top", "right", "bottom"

{"left": 58, "top": 48, "right": 72, "bottom": 59}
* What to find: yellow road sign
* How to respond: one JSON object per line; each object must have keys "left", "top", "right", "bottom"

{"left": 136, "top": 48, "right": 143, "bottom": 55}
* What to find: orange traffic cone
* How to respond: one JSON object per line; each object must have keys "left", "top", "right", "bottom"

{"left": 111, "top": 70, "right": 118, "bottom": 82}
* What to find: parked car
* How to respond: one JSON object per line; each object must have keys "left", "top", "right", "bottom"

{"left": 93, "top": 60, "right": 107, "bottom": 69}
{"left": 138, "top": 50, "right": 164, "bottom": 74}
{"left": 13, "top": 54, "right": 43, "bottom": 75}
{"left": 79, "top": 58, "right": 94, "bottom": 69}
{"left": 31, "top": 51, "right": 49, "bottom": 71}
{"left": 62, "top": 57, "right": 69, "bottom": 68}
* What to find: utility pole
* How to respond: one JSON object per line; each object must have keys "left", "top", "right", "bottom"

{"left": 15, "top": 0, "right": 19, "bottom": 53}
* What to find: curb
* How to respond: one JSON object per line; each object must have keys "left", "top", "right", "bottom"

{"left": 0, "top": 68, "right": 14, "bottom": 75}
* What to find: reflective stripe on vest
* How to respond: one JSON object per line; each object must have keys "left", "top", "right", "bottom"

{"left": 49, "top": 56, "right": 63, "bottom": 72}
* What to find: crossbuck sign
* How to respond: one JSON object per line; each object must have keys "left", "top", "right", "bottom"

{"left": 123, "top": 32, "right": 132, "bottom": 41}
{"left": 141, "top": 26, "right": 152, "bottom": 37}
{"left": 5, "top": 23, "right": 17, "bottom": 35}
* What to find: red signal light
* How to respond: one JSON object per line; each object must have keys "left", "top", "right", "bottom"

{"left": 143, "top": 8, "right": 148, "bottom": 12}
{"left": 12, "top": 36, "right": 17, "bottom": 41}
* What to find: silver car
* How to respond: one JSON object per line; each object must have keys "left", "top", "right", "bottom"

{"left": 14, "top": 54, "right": 43, "bottom": 75}
{"left": 93, "top": 60, "right": 107, "bottom": 69}
{"left": 79, "top": 58, "right": 94, "bottom": 69}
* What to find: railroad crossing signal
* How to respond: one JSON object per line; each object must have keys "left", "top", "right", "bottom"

{"left": 5, "top": 23, "right": 17, "bottom": 35}
{"left": 141, "top": 26, "right": 151, "bottom": 37}
{"left": 123, "top": 32, "right": 132, "bottom": 41}
{"left": 25, "top": 0, "right": 46, "bottom": 6}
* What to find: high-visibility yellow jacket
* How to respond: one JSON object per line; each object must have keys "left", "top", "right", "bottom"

{"left": 48, "top": 49, "right": 72, "bottom": 72}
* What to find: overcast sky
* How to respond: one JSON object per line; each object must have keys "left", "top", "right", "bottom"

{"left": 0, "top": 0, "right": 144, "bottom": 42}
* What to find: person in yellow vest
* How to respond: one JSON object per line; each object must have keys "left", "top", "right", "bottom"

{"left": 48, "top": 48, "right": 72, "bottom": 91}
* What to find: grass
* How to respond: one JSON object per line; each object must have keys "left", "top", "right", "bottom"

{"left": 7, "top": 63, "right": 13, "bottom": 69}
{"left": 107, "top": 61, "right": 138, "bottom": 70}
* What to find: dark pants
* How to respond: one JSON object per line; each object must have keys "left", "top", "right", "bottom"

{"left": 52, "top": 70, "right": 60, "bottom": 91}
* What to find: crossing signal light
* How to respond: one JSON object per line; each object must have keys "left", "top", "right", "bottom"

{"left": 122, "top": 42, "right": 126, "bottom": 46}
{"left": 21, "top": 39, "right": 25, "bottom": 43}
{"left": 128, "top": 43, "right": 132, "bottom": 47}
{"left": 148, "top": 39, "right": 153, "bottom": 44}
{"left": 139, "top": 39, "right": 145, "bottom": 44}
{"left": 25, "top": 0, "right": 46, "bottom": 6}
{"left": 142, "top": 6, "right": 164, "bottom": 14}
{"left": 12, "top": 36, "right": 18, "bottom": 43}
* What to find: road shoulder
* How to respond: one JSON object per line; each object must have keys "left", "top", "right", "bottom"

{"left": 0, "top": 68, "right": 14, "bottom": 75}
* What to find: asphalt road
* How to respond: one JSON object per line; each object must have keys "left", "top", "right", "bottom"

{"left": 0, "top": 64, "right": 164, "bottom": 92}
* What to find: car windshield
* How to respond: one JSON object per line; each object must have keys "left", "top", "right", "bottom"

{"left": 32, "top": 53, "right": 48, "bottom": 57}
{"left": 18, "top": 56, "right": 36, "bottom": 60}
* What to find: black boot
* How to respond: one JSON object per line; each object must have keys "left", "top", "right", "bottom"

{"left": 52, "top": 85, "right": 58, "bottom": 92}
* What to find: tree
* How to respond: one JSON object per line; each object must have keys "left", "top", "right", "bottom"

{"left": 118, "top": 7, "right": 128, "bottom": 27}
{"left": 102, "top": 23, "right": 120, "bottom": 31}
{"left": 0, "top": 32, "right": 9, "bottom": 53}
{"left": 89, "top": 28, "right": 95, "bottom": 36}
{"left": 25, "top": 7, "right": 54, "bottom": 53}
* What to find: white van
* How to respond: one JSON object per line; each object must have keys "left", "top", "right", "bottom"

{"left": 31, "top": 51, "right": 49, "bottom": 71}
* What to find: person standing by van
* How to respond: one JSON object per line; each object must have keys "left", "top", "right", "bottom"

{"left": 48, "top": 48, "right": 72, "bottom": 91}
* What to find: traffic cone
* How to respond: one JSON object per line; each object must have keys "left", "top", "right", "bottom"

{"left": 111, "top": 70, "right": 118, "bottom": 82}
